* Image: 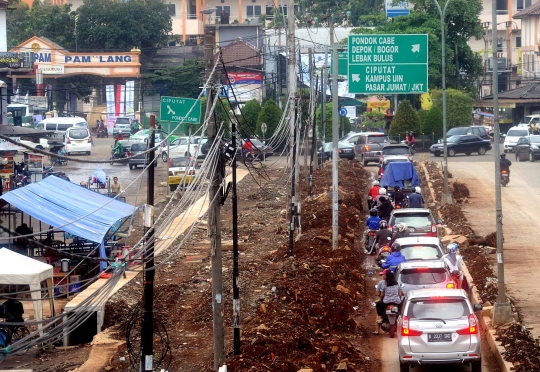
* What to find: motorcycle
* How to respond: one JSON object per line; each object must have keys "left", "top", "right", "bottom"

{"left": 97, "top": 128, "right": 108, "bottom": 138}
{"left": 365, "top": 229, "right": 377, "bottom": 253}
{"left": 401, "top": 140, "right": 416, "bottom": 155}
{"left": 501, "top": 169, "right": 510, "bottom": 187}
{"left": 377, "top": 239, "right": 393, "bottom": 267}
{"left": 381, "top": 303, "right": 400, "bottom": 338}
{"left": 450, "top": 270, "right": 462, "bottom": 289}
{"left": 109, "top": 149, "right": 130, "bottom": 165}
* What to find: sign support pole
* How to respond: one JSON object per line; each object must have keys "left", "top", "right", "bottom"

{"left": 331, "top": 19, "right": 339, "bottom": 251}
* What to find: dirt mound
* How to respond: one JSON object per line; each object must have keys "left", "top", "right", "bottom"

{"left": 496, "top": 323, "right": 540, "bottom": 372}
{"left": 452, "top": 181, "right": 470, "bottom": 198}
{"left": 485, "top": 232, "right": 497, "bottom": 247}
{"left": 226, "top": 160, "right": 375, "bottom": 371}
{"left": 458, "top": 244, "right": 497, "bottom": 303}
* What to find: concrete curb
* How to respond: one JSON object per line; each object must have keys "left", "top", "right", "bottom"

{"left": 421, "top": 161, "right": 513, "bottom": 372}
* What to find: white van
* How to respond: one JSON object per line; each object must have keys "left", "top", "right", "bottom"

{"left": 504, "top": 126, "right": 533, "bottom": 153}
{"left": 35, "top": 117, "right": 88, "bottom": 144}
{"left": 518, "top": 114, "right": 540, "bottom": 126}
{"left": 64, "top": 127, "right": 92, "bottom": 155}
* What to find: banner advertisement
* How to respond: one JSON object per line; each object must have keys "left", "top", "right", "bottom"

{"left": 386, "top": 0, "right": 410, "bottom": 17}
{"left": 115, "top": 85, "right": 121, "bottom": 116}
{"left": 105, "top": 85, "right": 115, "bottom": 117}
{"left": 125, "top": 81, "right": 135, "bottom": 116}
{"left": 119, "top": 85, "right": 126, "bottom": 116}
{"left": 227, "top": 72, "right": 262, "bottom": 103}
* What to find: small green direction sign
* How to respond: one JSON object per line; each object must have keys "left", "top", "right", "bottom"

{"left": 330, "top": 51, "right": 348, "bottom": 76}
{"left": 348, "top": 34, "right": 428, "bottom": 94}
{"left": 160, "top": 96, "right": 202, "bottom": 123}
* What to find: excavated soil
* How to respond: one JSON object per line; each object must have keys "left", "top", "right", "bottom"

{"left": 496, "top": 323, "right": 540, "bottom": 372}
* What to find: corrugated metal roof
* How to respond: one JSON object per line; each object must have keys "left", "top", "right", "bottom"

{"left": 514, "top": 2, "right": 540, "bottom": 18}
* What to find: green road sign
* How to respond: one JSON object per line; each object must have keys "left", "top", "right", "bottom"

{"left": 160, "top": 96, "right": 202, "bottom": 123}
{"left": 348, "top": 34, "right": 428, "bottom": 94}
{"left": 330, "top": 51, "right": 348, "bottom": 76}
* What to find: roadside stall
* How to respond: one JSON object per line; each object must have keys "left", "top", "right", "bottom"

{"left": 0, "top": 176, "right": 137, "bottom": 291}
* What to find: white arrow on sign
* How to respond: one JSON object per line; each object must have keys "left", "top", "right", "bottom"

{"left": 411, "top": 44, "right": 420, "bottom": 53}
{"left": 352, "top": 74, "right": 361, "bottom": 82}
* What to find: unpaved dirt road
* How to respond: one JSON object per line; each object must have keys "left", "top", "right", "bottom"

{"left": 450, "top": 160, "right": 540, "bottom": 340}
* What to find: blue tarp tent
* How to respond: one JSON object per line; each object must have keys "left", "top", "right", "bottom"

{"left": 1, "top": 176, "right": 137, "bottom": 270}
{"left": 379, "top": 162, "right": 420, "bottom": 188}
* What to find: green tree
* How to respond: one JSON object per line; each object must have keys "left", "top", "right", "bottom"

{"left": 200, "top": 97, "right": 232, "bottom": 130}
{"left": 315, "top": 102, "right": 352, "bottom": 141}
{"left": 256, "top": 99, "right": 283, "bottom": 138}
{"left": 389, "top": 100, "right": 420, "bottom": 136}
{"left": 76, "top": 0, "right": 172, "bottom": 58}
{"left": 351, "top": 0, "right": 484, "bottom": 93}
{"left": 431, "top": 88, "right": 473, "bottom": 130}
{"left": 144, "top": 59, "right": 204, "bottom": 98}
{"left": 417, "top": 109, "right": 428, "bottom": 130}
{"left": 240, "top": 99, "right": 262, "bottom": 133}
{"left": 421, "top": 106, "right": 444, "bottom": 137}
{"left": 7, "top": 0, "right": 76, "bottom": 49}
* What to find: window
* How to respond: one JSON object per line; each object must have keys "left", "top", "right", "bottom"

{"left": 496, "top": 0, "right": 507, "bottom": 13}
{"left": 517, "top": 0, "right": 524, "bottom": 10}
{"left": 400, "top": 245, "right": 442, "bottom": 260}
{"left": 246, "top": 5, "right": 261, "bottom": 17}
{"left": 280, "top": 5, "right": 287, "bottom": 15}
{"left": 516, "top": 36, "right": 522, "bottom": 48}
{"left": 67, "top": 129, "right": 89, "bottom": 139}
{"left": 167, "top": 3, "right": 176, "bottom": 16}
{"left": 216, "top": 6, "right": 230, "bottom": 14}
{"left": 45, "top": 123, "right": 57, "bottom": 131}
{"left": 57, "top": 124, "right": 72, "bottom": 131}
{"left": 265, "top": 5, "right": 274, "bottom": 17}
{"left": 406, "top": 299, "right": 469, "bottom": 319}
{"left": 399, "top": 268, "right": 447, "bottom": 285}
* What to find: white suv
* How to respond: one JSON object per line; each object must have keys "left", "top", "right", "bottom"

{"left": 64, "top": 127, "right": 92, "bottom": 155}
{"left": 504, "top": 126, "right": 532, "bottom": 153}
{"left": 397, "top": 288, "right": 483, "bottom": 372}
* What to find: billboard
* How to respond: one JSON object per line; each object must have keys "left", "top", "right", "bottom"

{"left": 227, "top": 72, "right": 262, "bottom": 103}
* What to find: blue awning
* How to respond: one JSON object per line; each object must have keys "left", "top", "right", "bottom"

{"left": 1, "top": 176, "right": 136, "bottom": 243}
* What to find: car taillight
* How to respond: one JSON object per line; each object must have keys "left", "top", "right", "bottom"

{"left": 408, "top": 154, "right": 413, "bottom": 161}
{"left": 168, "top": 159, "right": 172, "bottom": 167}
{"left": 401, "top": 316, "right": 423, "bottom": 336}
{"left": 424, "top": 232, "right": 437, "bottom": 237}
{"left": 446, "top": 283, "right": 455, "bottom": 288}
{"left": 66, "top": 138, "right": 71, "bottom": 144}
{"left": 456, "top": 314, "right": 478, "bottom": 335}
{"left": 168, "top": 171, "right": 174, "bottom": 176}
{"left": 502, "top": 170, "right": 508, "bottom": 174}
{"left": 338, "top": 149, "right": 343, "bottom": 154}
{"left": 87, "top": 137, "right": 92, "bottom": 143}
{"left": 388, "top": 225, "right": 393, "bottom": 230}
{"left": 369, "top": 231, "right": 375, "bottom": 236}
{"left": 396, "top": 204, "right": 401, "bottom": 209}
{"left": 364, "top": 146, "right": 369, "bottom": 151}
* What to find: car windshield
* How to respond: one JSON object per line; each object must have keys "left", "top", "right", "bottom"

{"left": 400, "top": 245, "right": 441, "bottom": 260}
{"left": 507, "top": 129, "right": 529, "bottom": 137}
{"left": 250, "top": 139, "right": 264, "bottom": 147}
{"left": 367, "top": 135, "right": 389, "bottom": 144}
{"left": 131, "top": 143, "right": 148, "bottom": 151}
{"left": 171, "top": 157, "right": 197, "bottom": 168}
{"left": 383, "top": 147, "right": 409, "bottom": 155}
{"left": 133, "top": 130, "right": 148, "bottom": 137}
{"left": 400, "top": 268, "right": 447, "bottom": 285}
{"left": 447, "top": 127, "right": 468, "bottom": 136}
{"left": 407, "top": 299, "right": 469, "bottom": 320}
{"left": 393, "top": 213, "right": 433, "bottom": 227}
{"left": 74, "top": 122, "right": 88, "bottom": 127}
{"left": 116, "top": 118, "right": 130, "bottom": 124}
{"left": 447, "top": 136, "right": 462, "bottom": 143}
{"left": 386, "top": 158, "right": 408, "bottom": 163}
{"left": 68, "top": 129, "right": 88, "bottom": 139}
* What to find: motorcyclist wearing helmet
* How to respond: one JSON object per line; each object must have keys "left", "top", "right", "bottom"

{"left": 377, "top": 195, "right": 394, "bottom": 222}
{"left": 374, "top": 187, "right": 388, "bottom": 207}
{"left": 407, "top": 186, "right": 424, "bottom": 208}
{"left": 442, "top": 243, "right": 464, "bottom": 289}
{"left": 500, "top": 153, "right": 512, "bottom": 175}
{"left": 375, "top": 220, "right": 393, "bottom": 249}
{"left": 116, "top": 130, "right": 125, "bottom": 141}
{"left": 390, "top": 223, "right": 410, "bottom": 245}
{"left": 367, "top": 180, "right": 381, "bottom": 209}
{"left": 366, "top": 208, "right": 382, "bottom": 230}
{"left": 382, "top": 242, "right": 407, "bottom": 272}
{"left": 393, "top": 186, "right": 405, "bottom": 208}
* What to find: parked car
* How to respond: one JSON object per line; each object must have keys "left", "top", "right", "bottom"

{"left": 64, "top": 127, "right": 92, "bottom": 155}
{"left": 504, "top": 126, "right": 533, "bottom": 153}
{"left": 441, "top": 125, "right": 489, "bottom": 141}
{"left": 393, "top": 237, "right": 444, "bottom": 261}
{"left": 388, "top": 208, "right": 439, "bottom": 238}
{"left": 396, "top": 261, "right": 454, "bottom": 295}
{"left": 16, "top": 138, "right": 49, "bottom": 152}
{"left": 352, "top": 132, "right": 390, "bottom": 166}
{"left": 515, "top": 135, "right": 540, "bottom": 162}
{"left": 168, "top": 136, "right": 200, "bottom": 158}
{"left": 128, "top": 142, "right": 158, "bottom": 169}
{"left": 430, "top": 135, "right": 491, "bottom": 157}
{"left": 397, "top": 289, "right": 483, "bottom": 372}
{"left": 35, "top": 117, "right": 88, "bottom": 145}
{"left": 318, "top": 141, "right": 355, "bottom": 161}
{"left": 380, "top": 144, "right": 412, "bottom": 164}
{"left": 168, "top": 156, "right": 199, "bottom": 191}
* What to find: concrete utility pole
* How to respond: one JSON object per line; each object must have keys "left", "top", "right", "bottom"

{"left": 204, "top": 28, "right": 225, "bottom": 368}
{"left": 330, "top": 18, "right": 339, "bottom": 250}
{"left": 306, "top": 48, "right": 314, "bottom": 183}
{"left": 491, "top": 3, "right": 512, "bottom": 326}
{"left": 287, "top": 0, "right": 297, "bottom": 257}
{"left": 321, "top": 45, "right": 328, "bottom": 166}
{"left": 432, "top": 0, "right": 453, "bottom": 205}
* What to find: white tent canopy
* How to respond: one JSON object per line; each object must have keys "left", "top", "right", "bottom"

{"left": 0, "top": 248, "right": 55, "bottom": 325}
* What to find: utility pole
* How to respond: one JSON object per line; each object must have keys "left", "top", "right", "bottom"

{"left": 140, "top": 115, "right": 156, "bottom": 372}
{"left": 309, "top": 64, "right": 319, "bottom": 195}
{"left": 231, "top": 121, "right": 240, "bottom": 354}
{"left": 321, "top": 46, "right": 328, "bottom": 165}
{"left": 287, "top": 0, "right": 297, "bottom": 257}
{"left": 305, "top": 48, "right": 314, "bottom": 184}
{"left": 330, "top": 17, "right": 339, "bottom": 250}
{"left": 491, "top": 0, "right": 512, "bottom": 326}
{"left": 205, "top": 28, "right": 225, "bottom": 368}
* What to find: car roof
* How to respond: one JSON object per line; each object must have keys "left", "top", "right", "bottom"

{"left": 394, "top": 236, "right": 442, "bottom": 246}
{"left": 38, "top": 117, "right": 87, "bottom": 124}
{"left": 399, "top": 260, "right": 446, "bottom": 269}
{"left": 383, "top": 155, "right": 409, "bottom": 160}
{"left": 407, "top": 288, "right": 468, "bottom": 299}
{"left": 392, "top": 208, "right": 432, "bottom": 215}
{"left": 383, "top": 144, "right": 409, "bottom": 147}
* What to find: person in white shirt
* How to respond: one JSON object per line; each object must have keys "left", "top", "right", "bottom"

{"left": 442, "top": 243, "right": 464, "bottom": 289}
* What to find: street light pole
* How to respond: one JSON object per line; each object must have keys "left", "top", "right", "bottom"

{"left": 432, "top": 0, "right": 453, "bottom": 205}
{"left": 491, "top": 3, "right": 512, "bottom": 326}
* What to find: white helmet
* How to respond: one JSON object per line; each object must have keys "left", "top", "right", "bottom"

{"left": 398, "top": 223, "right": 408, "bottom": 232}
{"left": 379, "top": 188, "right": 387, "bottom": 195}
{"left": 119, "top": 130, "right": 123, "bottom": 134}
{"left": 415, "top": 186, "right": 421, "bottom": 194}
{"left": 373, "top": 180, "right": 379, "bottom": 186}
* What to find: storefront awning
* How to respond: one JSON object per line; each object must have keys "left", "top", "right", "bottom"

{"left": 1, "top": 176, "right": 136, "bottom": 243}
